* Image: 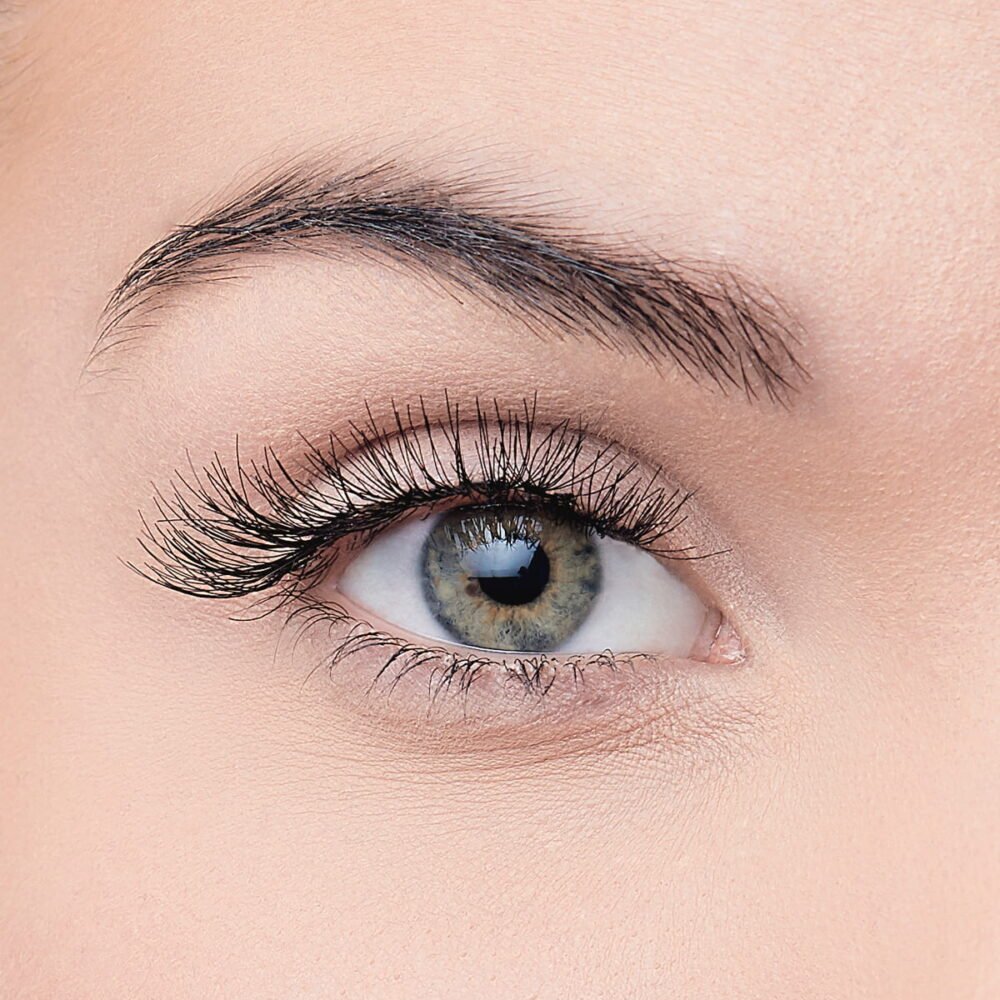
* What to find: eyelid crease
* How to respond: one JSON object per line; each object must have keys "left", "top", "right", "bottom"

{"left": 130, "top": 396, "right": 704, "bottom": 605}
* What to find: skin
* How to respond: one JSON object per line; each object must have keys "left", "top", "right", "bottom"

{"left": 1, "top": 1, "right": 998, "bottom": 997}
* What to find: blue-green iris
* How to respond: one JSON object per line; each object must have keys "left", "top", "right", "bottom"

{"left": 420, "top": 507, "right": 602, "bottom": 651}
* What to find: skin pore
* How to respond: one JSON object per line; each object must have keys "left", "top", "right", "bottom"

{"left": 1, "top": 2, "right": 997, "bottom": 998}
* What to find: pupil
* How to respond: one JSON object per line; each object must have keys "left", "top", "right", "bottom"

{"left": 474, "top": 543, "right": 550, "bottom": 607}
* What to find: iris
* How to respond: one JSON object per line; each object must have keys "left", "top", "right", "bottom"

{"left": 420, "top": 507, "right": 601, "bottom": 651}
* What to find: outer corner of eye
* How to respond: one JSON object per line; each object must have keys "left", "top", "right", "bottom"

{"left": 331, "top": 506, "right": 734, "bottom": 663}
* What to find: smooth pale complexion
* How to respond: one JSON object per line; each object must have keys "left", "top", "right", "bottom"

{"left": 1, "top": 2, "right": 998, "bottom": 998}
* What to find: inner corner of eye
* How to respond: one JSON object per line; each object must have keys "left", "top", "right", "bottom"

{"left": 326, "top": 504, "right": 718, "bottom": 661}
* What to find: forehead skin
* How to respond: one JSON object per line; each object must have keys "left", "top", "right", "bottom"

{"left": 0, "top": 2, "right": 998, "bottom": 998}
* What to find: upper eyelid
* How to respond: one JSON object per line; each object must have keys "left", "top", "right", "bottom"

{"left": 130, "top": 398, "right": 703, "bottom": 601}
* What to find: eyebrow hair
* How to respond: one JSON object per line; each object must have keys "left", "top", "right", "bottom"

{"left": 88, "top": 155, "right": 807, "bottom": 402}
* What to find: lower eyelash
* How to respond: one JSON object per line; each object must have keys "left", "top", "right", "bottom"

{"left": 287, "top": 598, "right": 651, "bottom": 704}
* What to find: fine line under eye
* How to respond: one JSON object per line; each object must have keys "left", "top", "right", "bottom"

{"left": 130, "top": 396, "right": 702, "bottom": 605}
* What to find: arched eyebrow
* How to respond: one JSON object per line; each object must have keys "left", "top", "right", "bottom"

{"left": 88, "top": 155, "right": 807, "bottom": 403}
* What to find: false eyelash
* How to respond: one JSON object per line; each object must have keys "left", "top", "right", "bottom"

{"left": 133, "top": 395, "right": 699, "bottom": 603}
{"left": 288, "top": 597, "right": 653, "bottom": 703}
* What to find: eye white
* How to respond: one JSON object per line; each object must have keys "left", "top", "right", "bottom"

{"left": 336, "top": 514, "right": 707, "bottom": 655}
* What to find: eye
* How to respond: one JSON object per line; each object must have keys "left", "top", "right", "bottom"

{"left": 133, "top": 396, "right": 746, "bottom": 716}
{"left": 335, "top": 504, "right": 709, "bottom": 656}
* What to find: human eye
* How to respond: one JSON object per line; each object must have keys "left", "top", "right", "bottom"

{"left": 135, "top": 397, "right": 743, "bottom": 728}
{"left": 336, "top": 506, "right": 708, "bottom": 658}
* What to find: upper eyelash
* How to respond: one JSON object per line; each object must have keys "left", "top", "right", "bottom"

{"left": 132, "top": 396, "right": 700, "bottom": 602}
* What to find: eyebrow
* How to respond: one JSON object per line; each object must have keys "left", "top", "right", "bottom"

{"left": 88, "top": 155, "right": 807, "bottom": 402}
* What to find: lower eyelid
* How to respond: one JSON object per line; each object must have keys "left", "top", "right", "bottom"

{"left": 279, "top": 594, "right": 755, "bottom": 765}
